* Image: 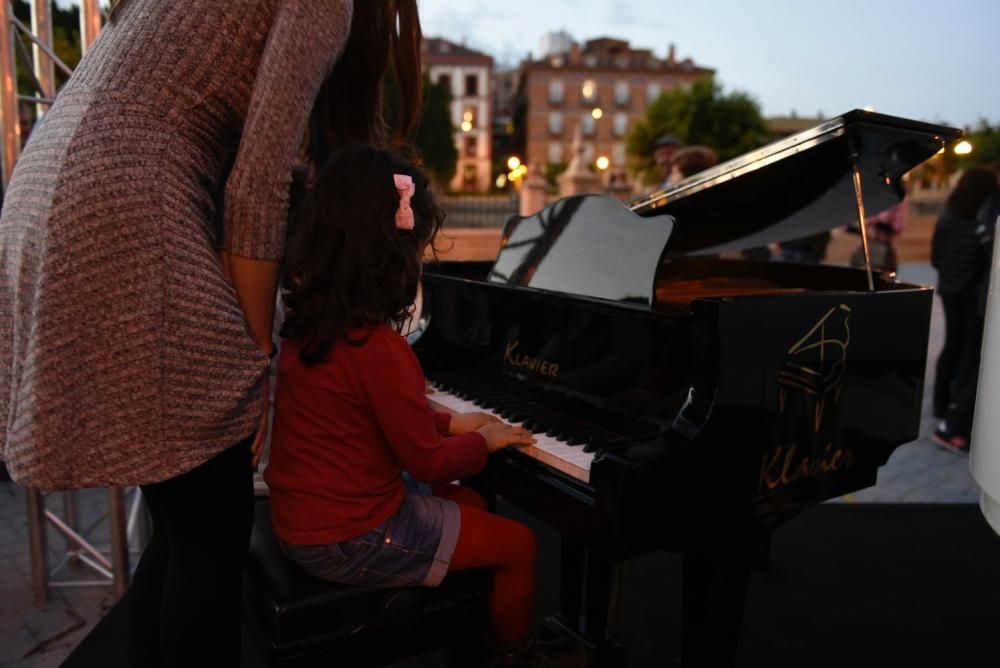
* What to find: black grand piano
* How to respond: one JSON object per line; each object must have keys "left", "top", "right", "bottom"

{"left": 410, "top": 110, "right": 961, "bottom": 666}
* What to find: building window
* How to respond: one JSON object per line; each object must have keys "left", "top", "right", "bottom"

{"left": 464, "top": 135, "right": 477, "bottom": 157}
{"left": 548, "top": 112, "right": 563, "bottom": 135}
{"left": 548, "top": 142, "right": 563, "bottom": 164}
{"left": 437, "top": 74, "right": 452, "bottom": 95}
{"left": 614, "top": 81, "right": 630, "bottom": 106}
{"left": 613, "top": 143, "right": 626, "bottom": 166}
{"left": 465, "top": 74, "right": 478, "bottom": 97}
{"left": 583, "top": 54, "right": 598, "bottom": 68}
{"left": 647, "top": 82, "right": 661, "bottom": 104}
{"left": 582, "top": 143, "right": 594, "bottom": 162}
{"left": 581, "top": 79, "right": 598, "bottom": 106}
{"left": 613, "top": 113, "right": 628, "bottom": 137}
{"left": 581, "top": 113, "right": 595, "bottom": 137}
{"left": 548, "top": 79, "right": 565, "bottom": 105}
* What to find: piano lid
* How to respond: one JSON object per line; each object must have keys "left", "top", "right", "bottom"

{"left": 629, "top": 109, "right": 962, "bottom": 256}
{"left": 488, "top": 194, "right": 674, "bottom": 305}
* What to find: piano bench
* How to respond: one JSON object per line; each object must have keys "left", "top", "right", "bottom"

{"left": 243, "top": 499, "right": 491, "bottom": 668}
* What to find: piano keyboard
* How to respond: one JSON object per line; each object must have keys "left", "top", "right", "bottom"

{"left": 427, "top": 387, "right": 593, "bottom": 484}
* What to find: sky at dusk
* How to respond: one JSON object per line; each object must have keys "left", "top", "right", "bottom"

{"left": 417, "top": 0, "right": 1000, "bottom": 129}
{"left": 53, "top": 0, "right": 998, "bottom": 129}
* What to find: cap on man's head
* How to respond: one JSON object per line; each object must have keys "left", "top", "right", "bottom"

{"left": 653, "top": 134, "right": 682, "bottom": 150}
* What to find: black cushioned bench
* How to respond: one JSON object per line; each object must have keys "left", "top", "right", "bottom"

{"left": 242, "top": 499, "right": 491, "bottom": 667}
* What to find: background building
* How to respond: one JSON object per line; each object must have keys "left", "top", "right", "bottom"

{"left": 423, "top": 38, "right": 493, "bottom": 192}
{"left": 537, "top": 30, "right": 574, "bottom": 59}
{"left": 765, "top": 112, "right": 826, "bottom": 140}
{"left": 518, "top": 37, "right": 712, "bottom": 182}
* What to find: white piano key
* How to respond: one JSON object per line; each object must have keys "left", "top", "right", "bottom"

{"left": 427, "top": 387, "right": 593, "bottom": 484}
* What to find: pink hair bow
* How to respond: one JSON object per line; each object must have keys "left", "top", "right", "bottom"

{"left": 394, "top": 173, "right": 415, "bottom": 230}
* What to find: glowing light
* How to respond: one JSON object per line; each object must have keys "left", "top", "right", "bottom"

{"left": 595, "top": 156, "right": 610, "bottom": 170}
{"left": 507, "top": 156, "right": 522, "bottom": 170}
{"left": 954, "top": 140, "right": 973, "bottom": 155}
{"left": 463, "top": 110, "right": 474, "bottom": 122}
{"left": 508, "top": 164, "right": 528, "bottom": 182}
{"left": 936, "top": 148, "right": 945, "bottom": 154}
{"left": 496, "top": 174, "right": 508, "bottom": 188}
{"left": 460, "top": 120, "right": 473, "bottom": 132}
{"left": 591, "top": 108, "right": 603, "bottom": 120}
{"left": 582, "top": 80, "right": 595, "bottom": 100}
{"left": 862, "top": 106, "right": 875, "bottom": 112}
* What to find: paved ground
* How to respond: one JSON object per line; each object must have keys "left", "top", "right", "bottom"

{"left": 0, "top": 262, "right": 982, "bottom": 667}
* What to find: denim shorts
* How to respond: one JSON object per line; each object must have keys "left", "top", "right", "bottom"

{"left": 280, "top": 491, "right": 461, "bottom": 588}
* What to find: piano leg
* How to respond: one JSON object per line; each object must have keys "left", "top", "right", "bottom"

{"left": 557, "top": 537, "right": 627, "bottom": 667}
{"left": 681, "top": 550, "right": 752, "bottom": 668}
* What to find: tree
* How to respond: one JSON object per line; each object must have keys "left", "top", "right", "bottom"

{"left": 412, "top": 74, "right": 457, "bottom": 188}
{"left": 960, "top": 119, "right": 1000, "bottom": 169}
{"left": 383, "top": 73, "right": 457, "bottom": 189}
{"left": 626, "top": 77, "right": 767, "bottom": 185}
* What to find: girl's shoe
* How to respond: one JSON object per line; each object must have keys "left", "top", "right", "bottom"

{"left": 932, "top": 422, "right": 970, "bottom": 456}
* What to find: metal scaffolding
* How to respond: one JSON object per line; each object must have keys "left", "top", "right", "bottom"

{"left": 0, "top": 0, "right": 100, "bottom": 188}
{"left": 0, "top": 1, "right": 140, "bottom": 606}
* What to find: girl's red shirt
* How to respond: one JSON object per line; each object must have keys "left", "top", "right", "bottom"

{"left": 264, "top": 324, "right": 488, "bottom": 545}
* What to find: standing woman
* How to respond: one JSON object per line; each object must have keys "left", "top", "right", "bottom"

{"left": 931, "top": 167, "right": 1000, "bottom": 454}
{"left": 0, "top": 0, "right": 423, "bottom": 666}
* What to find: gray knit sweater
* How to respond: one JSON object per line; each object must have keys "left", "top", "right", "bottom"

{"left": 0, "top": 0, "right": 352, "bottom": 489}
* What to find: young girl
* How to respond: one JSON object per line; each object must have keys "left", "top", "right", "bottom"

{"left": 264, "top": 146, "right": 585, "bottom": 667}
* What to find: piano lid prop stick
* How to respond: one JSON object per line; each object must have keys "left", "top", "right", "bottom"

{"left": 849, "top": 152, "right": 875, "bottom": 292}
{"left": 971, "top": 212, "right": 1000, "bottom": 537}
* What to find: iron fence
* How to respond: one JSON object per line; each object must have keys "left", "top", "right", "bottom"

{"left": 438, "top": 192, "right": 519, "bottom": 229}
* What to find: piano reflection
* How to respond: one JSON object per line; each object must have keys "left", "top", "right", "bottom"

{"left": 410, "top": 110, "right": 961, "bottom": 666}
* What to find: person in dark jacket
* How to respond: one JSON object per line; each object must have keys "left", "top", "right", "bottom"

{"left": 778, "top": 230, "right": 832, "bottom": 264}
{"left": 931, "top": 167, "right": 1000, "bottom": 454}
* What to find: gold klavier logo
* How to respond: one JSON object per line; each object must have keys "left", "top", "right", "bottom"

{"left": 758, "top": 304, "right": 854, "bottom": 494}
{"left": 504, "top": 341, "right": 560, "bottom": 378}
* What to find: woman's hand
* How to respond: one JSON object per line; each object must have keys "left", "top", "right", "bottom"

{"left": 477, "top": 422, "right": 536, "bottom": 453}
{"left": 449, "top": 411, "right": 501, "bottom": 434}
{"left": 250, "top": 373, "right": 270, "bottom": 470}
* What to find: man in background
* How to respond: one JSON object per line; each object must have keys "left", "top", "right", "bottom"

{"left": 653, "top": 134, "right": 683, "bottom": 189}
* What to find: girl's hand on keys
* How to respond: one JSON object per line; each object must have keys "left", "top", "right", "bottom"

{"left": 450, "top": 411, "right": 502, "bottom": 434}
{"left": 477, "top": 423, "right": 536, "bottom": 453}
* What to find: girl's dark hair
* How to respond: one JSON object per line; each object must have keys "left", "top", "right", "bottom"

{"left": 281, "top": 145, "right": 443, "bottom": 366}
{"left": 110, "top": 1, "right": 423, "bottom": 149}
{"left": 946, "top": 166, "right": 1000, "bottom": 219}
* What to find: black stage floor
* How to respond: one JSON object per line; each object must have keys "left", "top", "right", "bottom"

{"left": 62, "top": 502, "right": 1000, "bottom": 667}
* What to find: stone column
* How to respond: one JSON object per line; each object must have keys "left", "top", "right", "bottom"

{"left": 519, "top": 162, "right": 548, "bottom": 217}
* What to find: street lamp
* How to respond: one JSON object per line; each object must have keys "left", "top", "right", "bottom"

{"left": 954, "top": 140, "right": 973, "bottom": 156}
{"left": 595, "top": 156, "right": 610, "bottom": 171}
{"left": 507, "top": 156, "right": 521, "bottom": 171}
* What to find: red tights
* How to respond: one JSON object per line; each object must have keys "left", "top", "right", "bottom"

{"left": 432, "top": 483, "right": 537, "bottom": 646}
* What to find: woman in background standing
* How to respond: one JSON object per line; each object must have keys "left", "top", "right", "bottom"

{"left": 931, "top": 167, "right": 1000, "bottom": 455}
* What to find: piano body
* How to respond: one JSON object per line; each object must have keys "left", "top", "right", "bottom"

{"left": 412, "top": 110, "right": 961, "bottom": 665}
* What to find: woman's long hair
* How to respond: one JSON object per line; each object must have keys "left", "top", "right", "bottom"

{"left": 108, "top": 0, "right": 126, "bottom": 20}
{"left": 281, "top": 145, "right": 443, "bottom": 366}
{"left": 946, "top": 167, "right": 1000, "bottom": 219}
{"left": 109, "top": 1, "right": 423, "bottom": 149}
{"left": 311, "top": 0, "right": 423, "bottom": 150}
